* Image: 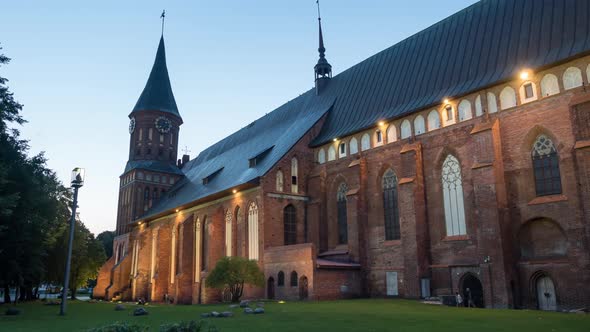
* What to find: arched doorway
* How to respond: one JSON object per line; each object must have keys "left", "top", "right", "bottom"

{"left": 536, "top": 275, "right": 557, "bottom": 311}
{"left": 267, "top": 277, "right": 275, "bottom": 300}
{"left": 299, "top": 276, "right": 309, "bottom": 300}
{"left": 461, "top": 274, "right": 484, "bottom": 308}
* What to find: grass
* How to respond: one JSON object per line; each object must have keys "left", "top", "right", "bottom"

{"left": 0, "top": 299, "right": 588, "bottom": 332}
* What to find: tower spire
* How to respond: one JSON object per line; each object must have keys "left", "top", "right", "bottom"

{"left": 314, "top": 0, "right": 332, "bottom": 95}
{"left": 160, "top": 10, "right": 166, "bottom": 36}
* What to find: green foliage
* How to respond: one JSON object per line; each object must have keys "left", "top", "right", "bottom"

{"left": 0, "top": 44, "right": 103, "bottom": 302}
{"left": 159, "top": 320, "right": 217, "bottom": 332}
{"left": 5, "top": 307, "right": 22, "bottom": 315}
{"left": 0, "top": 44, "right": 73, "bottom": 302}
{"left": 46, "top": 219, "right": 106, "bottom": 299}
{"left": 97, "top": 231, "right": 115, "bottom": 259}
{"left": 205, "top": 256, "right": 264, "bottom": 302}
{"left": 87, "top": 321, "right": 148, "bottom": 332}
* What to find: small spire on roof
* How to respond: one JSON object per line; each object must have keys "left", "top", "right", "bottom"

{"left": 314, "top": 0, "right": 332, "bottom": 94}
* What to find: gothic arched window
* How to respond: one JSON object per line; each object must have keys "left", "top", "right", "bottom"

{"left": 337, "top": 183, "right": 348, "bottom": 244}
{"left": 475, "top": 95, "right": 483, "bottom": 117}
{"left": 283, "top": 205, "right": 297, "bottom": 245}
{"left": 532, "top": 135, "right": 562, "bottom": 196}
{"left": 458, "top": 100, "right": 473, "bottom": 121}
{"left": 349, "top": 137, "right": 359, "bottom": 154}
{"left": 500, "top": 86, "right": 517, "bottom": 110}
{"left": 225, "top": 209, "right": 233, "bottom": 256}
{"left": 361, "top": 133, "right": 371, "bottom": 151}
{"left": 290, "top": 271, "right": 298, "bottom": 287}
{"left": 328, "top": 146, "right": 336, "bottom": 161}
{"left": 276, "top": 170, "right": 284, "bottom": 192}
{"left": 277, "top": 271, "right": 285, "bottom": 286}
{"left": 382, "top": 169, "right": 400, "bottom": 240}
{"left": 291, "top": 158, "right": 298, "bottom": 194}
{"left": 487, "top": 92, "right": 498, "bottom": 113}
{"left": 387, "top": 125, "right": 397, "bottom": 142}
{"left": 248, "top": 203, "right": 259, "bottom": 260}
{"left": 427, "top": 110, "right": 441, "bottom": 131}
{"left": 400, "top": 120, "right": 412, "bottom": 139}
{"left": 540, "top": 74, "right": 560, "bottom": 97}
{"left": 201, "top": 218, "right": 208, "bottom": 271}
{"left": 563, "top": 67, "right": 583, "bottom": 90}
{"left": 442, "top": 155, "right": 466, "bottom": 236}
{"left": 414, "top": 115, "right": 426, "bottom": 135}
{"left": 318, "top": 148, "right": 326, "bottom": 164}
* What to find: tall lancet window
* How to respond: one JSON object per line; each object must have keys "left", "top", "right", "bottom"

{"left": 276, "top": 170, "right": 284, "bottom": 192}
{"left": 283, "top": 205, "right": 297, "bottom": 245}
{"left": 248, "top": 203, "right": 259, "bottom": 260}
{"left": 291, "top": 158, "right": 298, "bottom": 194}
{"left": 337, "top": 183, "right": 348, "bottom": 244}
{"left": 201, "top": 218, "right": 208, "bottom": 271}
{"left": 225, "top": 209, "right": 233, "bottom": 256}
{"left": 532, "top": 135, "right": 562, "bottom": 196}
{"left": 442, "top": 155, "right": 466, "bottom": 236}
{"left": 382, "top": 169, "right": 400, "bottom": 240}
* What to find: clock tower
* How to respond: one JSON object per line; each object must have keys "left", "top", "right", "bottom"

{"left": 115, "top": 35, "right": 184, "bottom": 236}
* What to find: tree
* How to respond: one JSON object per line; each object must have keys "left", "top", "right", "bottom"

{"left": 205, "top": 256, "right": 264, "bottom": 303}
{"left": 96, "top": 231, "right": 115, "bottom": 259}
{"left": 46, "top": 219, "right": 106, "bottom": 299}
{"left": 0, "top": 44, "right": 72, "bottom": 302}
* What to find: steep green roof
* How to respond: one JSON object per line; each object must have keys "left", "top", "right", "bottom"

{"left": 131, "top": 36, "right": 181, "bottom": 120}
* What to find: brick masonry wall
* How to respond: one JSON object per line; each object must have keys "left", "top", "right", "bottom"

{"left": 97, "top": 58, "right": 590, "bottom": 309}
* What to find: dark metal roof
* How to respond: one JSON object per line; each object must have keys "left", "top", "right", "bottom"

{"left": 142, "top": 91, "right": 335, "bottom": 219}
{"left": 131, "top": 36, "right": 181, "bottom": 120}
{"left": 140, "top": 0, "right": 590, "bottom": 220}
{"left": 310, "top": 0, "right": 590, "bottom": 146}
{"left": 124, "top": 160, "right": 184, "bottom": 176}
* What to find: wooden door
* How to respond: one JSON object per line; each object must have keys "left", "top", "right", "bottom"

{"left": 386, "top": 272, "right": 399, "bottom": 296}
{"left": 537, "top": 276, "right": 556, "bottom": 311}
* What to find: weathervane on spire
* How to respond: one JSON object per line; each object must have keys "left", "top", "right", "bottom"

{"left": 160, "top": 10, "right": 166, "bottom": 36}
{"left": 316, "top": 0, "right": 322, "bottom": 22}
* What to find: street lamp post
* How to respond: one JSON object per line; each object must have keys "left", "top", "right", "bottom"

{"left": 59, "top": 167, "right": 85, "bottom": 316}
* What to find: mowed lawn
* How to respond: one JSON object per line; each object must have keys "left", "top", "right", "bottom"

{"left": 1, "top": 299, "right": 589, "bottom": 332}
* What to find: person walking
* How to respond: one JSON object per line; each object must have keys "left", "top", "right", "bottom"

{"left": 455, "top": 292, "right": 463, "bottom": 307}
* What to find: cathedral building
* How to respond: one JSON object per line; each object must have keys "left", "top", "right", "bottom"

{"left": 95, "top": 0, "right": 590, "bottom": 311}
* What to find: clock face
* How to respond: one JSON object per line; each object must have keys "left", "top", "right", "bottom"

{"left": 129, "top": 117, "right": 136, "bottom": 134}
{"left": 155, "top": 116, "right": 172, "bottom": 134}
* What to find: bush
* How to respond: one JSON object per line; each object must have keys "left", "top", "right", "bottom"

{"left": 5, "top": 307, "right": 21, "bottom": 316}
{"left": 87, "top": 322, "right": 148, "bottom": 332}
{"left": 159, "top": 320, "right": 217, "bottom": 332}
{"left": 205, "top": 256, "right": 264, "bottom": 303}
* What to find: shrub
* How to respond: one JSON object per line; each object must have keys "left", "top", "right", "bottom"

{"left": 159, "top": 320, "right": 217, "bottom": 332}
{"left": 87, "top": 321, "right": 148, "bottom": 332}
{"left": 5, "top": 307, "right": 21, "bottom": 315}
{"left": 205, "top": 256, "right": 264, "bottom": 303}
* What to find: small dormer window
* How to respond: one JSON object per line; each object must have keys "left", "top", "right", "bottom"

{"left": 445, "top": 105, "right": 453, "bottom": 120}
{"left": 339, "top": 142, "right": 347, "bottom": 158}
{"left": 249, "top": 159, "right": 257, "bottom": 168}
{"left": 524, "top": 83, "right": 534, "bottom": 99}
{"left": 376, "top": 130, "right": 383, "bottom": 144}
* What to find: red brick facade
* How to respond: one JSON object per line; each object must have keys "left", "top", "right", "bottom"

{"left": 96, "top": 56, "right": 590, "bottom": 312}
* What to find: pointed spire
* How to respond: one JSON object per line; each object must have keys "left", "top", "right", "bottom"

{"left": 132, "top": 35, "right": 181, "bottom": 120}
{"left": 314, "top": 0, "right": 332, "bottom": 94}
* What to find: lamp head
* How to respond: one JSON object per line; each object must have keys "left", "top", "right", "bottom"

{"left": 71, "top": 167, "right": 85, "bottom": 188}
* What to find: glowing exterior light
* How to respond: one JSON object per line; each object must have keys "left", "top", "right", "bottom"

{"left": 443, "top": 98, "right": 450, "bottom": 104}
{"left": 520, "top": 70, "right": 530, "bottom": 80}
{"left": 333, "top": 138, "right": 338, "bottom": 142}
{"left": 232, "top": 189, "right": 237, "bottom": 194}
{"left": 378, "top": 121, "right": 385, "bottom": 126}
{"left": 175, "top": 209, "right": 179, "bottom": 213}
